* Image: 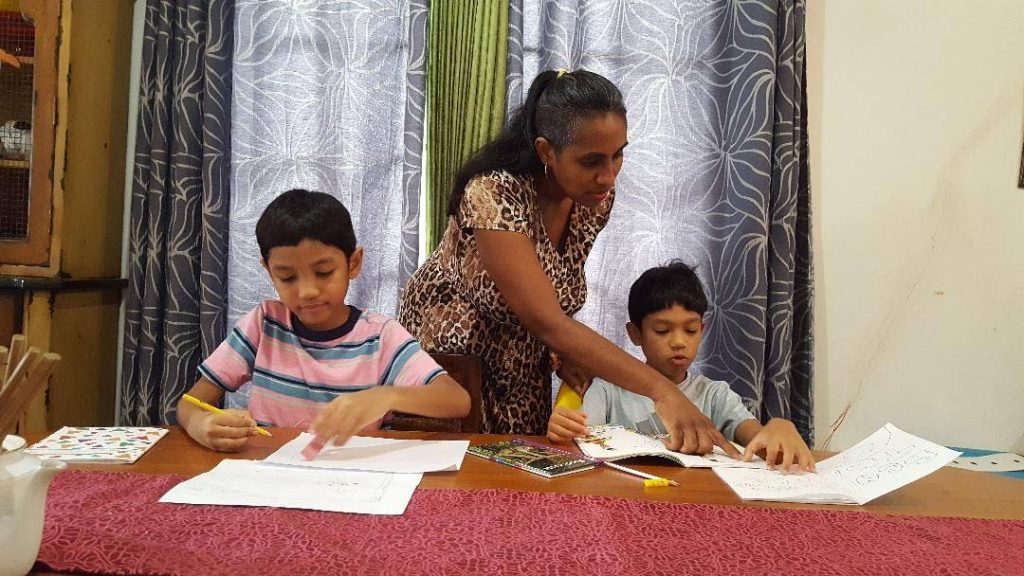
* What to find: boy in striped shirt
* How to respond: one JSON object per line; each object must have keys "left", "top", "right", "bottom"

{"left": 177, "top": 189, "right": 470, "bottom": 453}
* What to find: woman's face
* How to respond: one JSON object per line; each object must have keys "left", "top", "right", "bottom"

{"left": 538, "top": 112, "right": 628, "bottom": 208}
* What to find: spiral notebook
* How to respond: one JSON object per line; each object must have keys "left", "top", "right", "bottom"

{"left": 467, "top": 439, "right": 596, "bottom": 478}
{"left": 26, "top": 426, "right": 168, "bottom": 464}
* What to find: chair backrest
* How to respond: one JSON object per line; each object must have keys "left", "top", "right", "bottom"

{"left": 389, "top": 352, "right": 483, "bottom": 433}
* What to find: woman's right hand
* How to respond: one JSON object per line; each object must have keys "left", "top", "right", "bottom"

{"left": 653, "top": 387, "right": 742, "bottom": 457}
{"left": 192, "top": 409, "right": 257, "bottom": 452}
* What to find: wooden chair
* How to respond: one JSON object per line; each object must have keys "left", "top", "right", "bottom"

{"left": 390, "top": 353, "right": 483, "bottom": 433}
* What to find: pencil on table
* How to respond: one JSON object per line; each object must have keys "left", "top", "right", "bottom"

{"left": 603, "top": 460, "right": 680, "bottom": 487}
{"left": 181, "top": 394, "right": 273, "bottom": 437}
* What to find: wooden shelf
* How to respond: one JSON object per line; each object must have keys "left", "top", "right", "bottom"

{"left": 0, "top": 158, "right": 30, "bottom": 169}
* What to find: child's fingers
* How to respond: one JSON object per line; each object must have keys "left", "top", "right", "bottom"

{"left": 799, "top": 447, "right": 816, "bottom": 472}
{"left": 742, "top": 440, "right": 761, "bottom": 462}
{"left": 211, "top": 420, "right": 255, "bottom": 439}
{"left": 302, "top": 434, "right": 327, "bottom": 460}
{"left": 547, "top": 421, "right": 578, "bottom": 442}
{"left": 779, "top": 446, "right": 796, "bottom": 475}
{"left": 208, "top": 435, "right": 250, "bottom": 452}
{"left": 764, "top": 442, "right": 780, "bottom": 470}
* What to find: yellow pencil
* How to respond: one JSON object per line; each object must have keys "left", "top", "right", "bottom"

{"left": 603, "top": 460, "right": 679, "bottom": 487}
{"left": 181, "top": 393, "right": 273, "bottom": 437}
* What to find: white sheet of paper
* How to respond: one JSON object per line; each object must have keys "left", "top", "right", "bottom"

{"left": 263, "top": 433, "right": 470, "bottom": 473}
{"left": 710, "top": 467, "right": 858, "bottom": 504}
{"left": 714, "top": 423, "right": 961, "bottom": 505}
{"left": 159, "top": 459, "right": 421, "bottom": 515}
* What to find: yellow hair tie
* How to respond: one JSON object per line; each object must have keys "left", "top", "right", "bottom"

{"left": 557, "top": 68, "right": 569, "bottom": 78}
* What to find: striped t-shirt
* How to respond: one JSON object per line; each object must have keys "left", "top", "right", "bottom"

{"left": 199, "top": 300, "right": 445, "bottom": 429}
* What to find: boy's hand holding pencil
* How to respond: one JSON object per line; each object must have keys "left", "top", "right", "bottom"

{"left": 181, "top": 393, "right": 270, "bottom": 452}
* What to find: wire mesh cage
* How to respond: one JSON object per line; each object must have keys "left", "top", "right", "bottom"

{"left": 0, "top": 8, "right": 35, "bottom": 242}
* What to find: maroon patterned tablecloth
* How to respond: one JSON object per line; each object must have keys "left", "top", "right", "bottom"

{"left": 37, "top": 470, "right": 1023, "bottom": 575}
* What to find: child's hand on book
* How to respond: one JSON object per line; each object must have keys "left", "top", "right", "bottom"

{"left": 194, "top": 409, "right": 259, "bottom": 452}
{"left": 742, "top": 418, "right": 816, "bottom": 473}
{"left": 303, "top": 388, "right": 393, "bottom": 459}
{"left": 546, "top": 406, "right": 589, "bottom": 444}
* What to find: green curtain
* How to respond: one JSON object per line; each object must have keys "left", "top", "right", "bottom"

{"left": 425, "top": 0, "right": 508, "bottom": 253}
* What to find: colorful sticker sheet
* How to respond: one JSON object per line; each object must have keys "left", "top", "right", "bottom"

{"left": 26, "top": 427, "right": 168, "bottom": 464}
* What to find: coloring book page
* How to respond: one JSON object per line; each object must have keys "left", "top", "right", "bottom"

{"left": 576, "top": 425, "right": 765, "bottom": 469}
{"left": 714, "top": 423, "right": 961, "bottom": 505}
{"left": 159, "top": 459, "right": 422, "bottom": 515}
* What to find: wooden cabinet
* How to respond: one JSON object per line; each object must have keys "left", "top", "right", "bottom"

{"left": 0, "top": 0, "right": 59, "bottom": 272}
{"left": 0, "top": 0, "right": 133, "bottom": 431}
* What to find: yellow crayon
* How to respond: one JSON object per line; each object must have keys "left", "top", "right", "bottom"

{"left": 181, "top": 393, "right": 273, "bottom": 437}
{"left": 555, "top": 384, "right": 582, "bottom": 410}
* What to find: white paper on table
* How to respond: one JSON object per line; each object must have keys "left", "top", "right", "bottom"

{"left": 714, "top": 423, "right": 961, "bottom": 505}
{"left": 263, "top": 433, "right": 470, "bottom": 473}
{"left": 159, "top": 459, "right": 422, "bottom": 515}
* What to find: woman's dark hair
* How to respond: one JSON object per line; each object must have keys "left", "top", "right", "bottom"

{"left": 628, "top": 261, "right": 709, "bottom": 327}
{"left": 448, "top": 69, "right": 626, "bottom": 215}
{"left": 256, "top": 189, "right": 357, "bottom": 261}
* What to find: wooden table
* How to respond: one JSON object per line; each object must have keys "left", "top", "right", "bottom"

{"left": 28, "top": 427, "right": 1024, "bottom": 520}
{"left": 26, "top": 427, "right": 1024, "bottom": 576}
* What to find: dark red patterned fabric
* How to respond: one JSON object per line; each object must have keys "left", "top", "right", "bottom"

{"left": 38, "top": 471, "right": 1023, "bottom": 575}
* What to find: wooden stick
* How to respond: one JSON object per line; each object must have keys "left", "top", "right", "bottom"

{"left": 0, "top": 346, "right": 8, "bottom": 385}
{"left": 2, "top": 346, "right": 38, "bottom": 391}
{"left": 0, "top": 350, "right": 57, "bottom": 443}
{"left": 2, "top": 335, "right": 26, "bottom": 392}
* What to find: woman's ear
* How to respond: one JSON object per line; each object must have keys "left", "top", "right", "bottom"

{"left": 534, "top": 136, "right": 556, "bottom": 168}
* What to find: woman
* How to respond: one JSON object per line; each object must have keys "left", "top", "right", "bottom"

{"left": 400, "top": 69, "right": 736, "bottom": 455}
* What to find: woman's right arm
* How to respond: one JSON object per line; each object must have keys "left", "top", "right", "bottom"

{"left": 475, "top": 228, "right": 740, "bottom": 456}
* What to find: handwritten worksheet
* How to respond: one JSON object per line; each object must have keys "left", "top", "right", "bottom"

{"left": 714, "top": 423, "right": 961, "bottom": 505}
{"left": 263, "top": 433, "right": 469, "bottom": 473}
{"left": 159, "top": 459, "right": 422, "bottom": 515}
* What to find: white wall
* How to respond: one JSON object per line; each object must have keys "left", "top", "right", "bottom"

{"left": 808, "top": 1, "right": 1024, "bottom": 450}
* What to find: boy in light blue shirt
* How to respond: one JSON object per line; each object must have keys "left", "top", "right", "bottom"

{"left": 548, "top": 262, "right": 814, "bottom": 471}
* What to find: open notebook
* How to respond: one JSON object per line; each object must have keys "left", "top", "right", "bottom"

{"left": 713, "top": 423, "right": 961, "bottom": 505}
{"left": 26, "top": 426, "right": 168, "bottom": 464}
{"left": 575, "top": 424, "right": 765, "bottom": 468}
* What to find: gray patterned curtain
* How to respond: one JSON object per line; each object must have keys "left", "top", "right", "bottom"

{"left": 510, "top": 0, "right": 814, "bottom": 442}
{"left": 225, "top": 0, "right": 427, "bottom": 407}
{"left": 121, "top": 0, "right": 232, "bottom": 425}
{"left": 227, "top": 0, "right": 426, "bottom": 320}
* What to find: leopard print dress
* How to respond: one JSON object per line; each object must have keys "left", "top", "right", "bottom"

{"left": 399, "top": 170, "right": 613, "bottom": 435}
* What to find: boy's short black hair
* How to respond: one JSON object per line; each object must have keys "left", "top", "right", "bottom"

{"left": 256, "top": 189, "right": 357, "bottom": 261}
{"left": 628, "top": 261, "right": 708, "bottom": 326}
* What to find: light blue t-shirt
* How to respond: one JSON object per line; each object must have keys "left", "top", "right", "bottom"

{"left": 581, "top": 372, "right": 756, "bottom": 442}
